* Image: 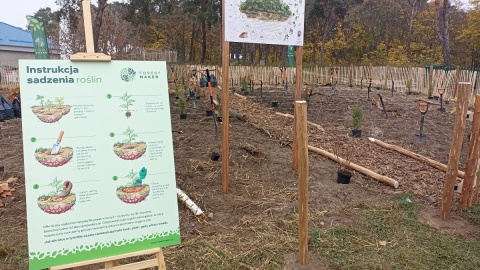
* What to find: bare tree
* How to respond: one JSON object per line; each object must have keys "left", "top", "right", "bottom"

{"left": 435, "top": 0, "right": 451, "bottom": 66}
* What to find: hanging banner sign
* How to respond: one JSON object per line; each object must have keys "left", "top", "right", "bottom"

{"left": 225, "top": 0, "right": 305, "bottom": 46}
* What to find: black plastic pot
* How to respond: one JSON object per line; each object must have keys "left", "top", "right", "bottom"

{"left": 0, "top": 166, "right": 4, "bottom": 172}
{"left": 337, "top": 170, "right": 352, "bottom": 184}
{"left": 445, "top": 100, "right": 450, "bottom": 104}
{"left": 196, "top": 96, "right": 201, "bottom": 99}
{"left": 175, "top": 96, "right": 179, "bottom": 100}
{"left": 351, "top": 129, "right": 362, "bottom": 138}
{"left": 180, "top": 113, "right": 187, "bottom": 119}
{"left": 427, "top": 96, "right": 434, "bottom": 99}
{"left": 211, "top": 152, "right": 220, "bottom": 161}
{"left": 217, "top": 116, "right": 223, "bottom": 122}
{"left": 406, "top": 92, "right": 413, "bottom": 95}
{"left": 272, "top": 101, "right": 279, "bottom": 107}
{"left": 433, "top": 96, "right": 439, "bottom": 100}
{"left": 206, "top": 110, "right": 213, "bottom": 116}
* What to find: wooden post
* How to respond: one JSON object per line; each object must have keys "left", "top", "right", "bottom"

{"left": 295, "top": 101, "right": 308, "bottom": 265}
{"left": 441, "top": 83, "right": 471, "bottom": 220}
{"left": 221, "top": 0, "right": 230, "bottom": 192}
{"left": 453, "top": 66, "right": 461, "bottom": 98}
{"left": 460, "top": 95, "right": 480, "bottom": 209}
{"left": 292, "top": 46, "right": 303, "bottom": 171}
{"left": 428, "top": 64, "right": 434, "bottom": 97}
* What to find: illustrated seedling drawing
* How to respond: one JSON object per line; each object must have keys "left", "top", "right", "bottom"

{"left": 34, "top": 131, "right": 73, "bottom": 167}
{"left": 239, "top": 0, "right": 292, "bottom": 22}
{"left": 37, "top": 177, "right": 76, "bottom": 214}
{"left": 120, "top": 91, "right": 135, "bottom": 118}
{"left": 31, "top": 95, "right": 71, "bottom": 123}
{"left": 112, "top": 127, "right": 147, "bottom": 160}
{"left": 115, "top": 167, "right": 150, "bottom": 204}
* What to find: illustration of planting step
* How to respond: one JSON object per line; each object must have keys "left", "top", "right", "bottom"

{"left": 107, "top": 92, "right": 136, "bottom": 118}
{"left": 240, "top": 0, "right": 292, "bottom": 22}
{"left": 31, "top": 95, "right": 71, "bottom": 123}
{"left": 33, "top": 131, "right": 73, "bottom": 167}
{"left": 35, "top": 178, "right": 76, "bottom": 214}
{"left": 110, "top": 127, "right": 147, "bottom": 160}
{"left": 114, "top": 167, "right": 149, "bottom": 204}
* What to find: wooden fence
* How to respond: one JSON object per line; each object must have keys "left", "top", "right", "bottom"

{"left": 0, "top": 66, "right": 20, "bottom": 90}
{"left": 168, "top": 64, "right": 480, "bottom": 99}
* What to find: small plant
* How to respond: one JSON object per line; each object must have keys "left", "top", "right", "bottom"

{"left": 352, "top": 106, "right": 363, "bottom": 131}
{"left": 55, "top": 97, "right": 64, "bottom": 105}
{"left": 122, "top": 127, "right": 138, "bottom": 146}
{"left": 36, "top": 95, "right": 45, "bottom": 106}
{"left": 241, "top": 77, "right": 248, "bottom": 92}
{"left": 47, "top": 177, "right": 64, "bottom": 196}
{"left": 178, "top": 96, "right": 187, "bottom": 114}
{"left": 120, "top": 91, "right": 135, "bottom": 118}
{"left": 44, "top": 99, "right": 54, "bottom": 111}
{"left": 406, "top": 79, "right": 413, "bottom": 94}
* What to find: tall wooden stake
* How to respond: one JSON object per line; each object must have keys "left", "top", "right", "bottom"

{"left": 441, "top": 82, "right": 471, "bottom": 220}
{"left": 453, "top": 66, "right": 461, "bottom": 98}
{"left": 460, "top": 95, "right": 480, "bottom": 209}
{"left": 292, "top": 46, "right": 303, "bottom": 171}
{"left": 221, "top": 0, "right": 230, "bottom": 192}
{"left": 295, "top": 101, "right": 308, "bottom": 265}
{"left": 428, "top": 64, "right": 433, "bottom": 97}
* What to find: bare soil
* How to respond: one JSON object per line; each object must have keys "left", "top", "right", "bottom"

{"left": 0, "top": 84, "right": 478, "bottom": 269}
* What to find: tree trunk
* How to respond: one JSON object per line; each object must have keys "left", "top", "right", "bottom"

{"left": 435, "top": 0, "right": 451, "bottom": 66}
{"left": 93, "top": 0, "right": 108, "bottom": 53}
{"left": 188, "top": 22, "right": 196, "bottom": 62}
{"left": 318, "top": 11, "right": 336, "bottom": 66}
{"left": 281, "top": 46, "right": 287, "bottom": 67}
{"left": 200, "top": 20, "right": 207, "bottom": 64}
{"left": 250, "top": 43, "right": 255, "bottom": 65}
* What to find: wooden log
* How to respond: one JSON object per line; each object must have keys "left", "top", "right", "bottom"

{"left": 368, "top": 137, "right": 465, "bottom": 178}
{"left": 441, "top": 82, "right": 471, "bottom": 220}
{"left": 460, "top": 95, "right": 480, "bottom": 209}
{"left": 415, "top": 99, "right": 440, "bottom": 106}
{"left": 242, "top": 143, "right": 260, "bottom": 156}
{"left": 296, "top": 101, "right": 308, "bottom": 265}
{"left": 177, "top": 187, "right": 205, "bottom": 217}
{"left": 233, "top": 92, "right": 247, "bottom": 99}
{"left": 307, "top": 145, "right": 399, "bottom": 188}
{"left": 229, "top": 109, "right": 246, "bottom": 121}
{"left": 275, "top": 112, "right": 325, "bottom": 131}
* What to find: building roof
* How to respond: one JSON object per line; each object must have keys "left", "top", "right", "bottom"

{"left": 0, "top": 21, "right": 54, "bottom": 48}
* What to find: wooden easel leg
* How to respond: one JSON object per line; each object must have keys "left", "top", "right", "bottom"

{"left": 104, "top": 260, "right": 119, "bottom": 268}
{"left": 157, "top": 249, "right": 166, "bottom": 270}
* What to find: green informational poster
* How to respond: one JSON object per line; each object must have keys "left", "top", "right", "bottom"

{"left": 19, "top": 60, "right": 180, "bottom": 270}
{"left": 26, "top": 16, "right": 50, "bottom": 59}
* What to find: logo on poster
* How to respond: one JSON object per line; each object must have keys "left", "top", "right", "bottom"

{"left": 120, "top": 68, "right": 137, "bottom": 82}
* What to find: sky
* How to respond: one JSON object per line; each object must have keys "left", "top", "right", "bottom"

{"left": 0, "top": 0, "right": 60, "bottom": 29}
{"left": 0, "top": 0, "right": 475, "bottom": 30}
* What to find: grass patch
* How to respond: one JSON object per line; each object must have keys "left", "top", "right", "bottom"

{"left": 309, "top": 194, "right": 480, "bottom": 270}
{"left": 459, "top": 205, "right": 480, "bottom": 226}
{"left": 0, "top": 227, "right": 28, "bottom": 270}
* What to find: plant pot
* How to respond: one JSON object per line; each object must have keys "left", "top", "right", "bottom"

{"left": 337, "top": 170, "right": 352, "bottom": 184}
{"left": 427, "top": 96, "right": 433, "bottom": 99}
{"left": 351, "top": 129, "right": 362, "bottom": 138}
{"left": 196, "top": 96, "right": 201, "bottom": 99}
{"left": 206, "top": 110, "right": 213, "bottom": 116}
{"left": 272, "top": 101, "right": 279, "bottom": 107}
{"left": 406, "top": 92, "right": 412, "bottom": 95}
{"left": 175, "top": 96, "right": 179, "bottom": 100}
{"left": 433, "top": 96, "right": 439, "bottom": 100}
{"left": 211, "top": 152, "right": 220, "bottom": 161}
{"left": 180, "top": 113, "right": 187, "bottom": 119}
{"left": 445, "top": 100, "right": 450, "bottom": 104}
{"left": 217, "top": 116, "right": 223, "bottom": 122}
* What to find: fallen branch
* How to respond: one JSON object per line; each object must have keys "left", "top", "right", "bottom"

{"left": 229, "top": 109, "right": 246, "bottom": 121}
{"left": 177, "top": 187, "right": 205, "bottom": 218}
{"left": 368, "top": 137, "right": 465, "bottom": 178}
{"left": 242, "top": 143, "right": 261, "bottom": 156}
{"left": 275, "top": 112, "right": 325, "bottom": 131}
{"left": 415, "top": 99, "right": 440, "bottom": 106}
{"left": 307, "top": 145, "right": 399, "bottom": 188}
{"left": 234, "top": 92, "right": 248, "bottom": 99}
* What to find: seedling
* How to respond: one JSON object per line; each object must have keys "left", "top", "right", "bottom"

{"left": 120, "top": 91, "right": 135, "bottom": 118}
{"left": 122, "top": 127, "right": 138, "bottom": 146}
{"left": 351, "top": 106, "right": 363, "bottom": 137}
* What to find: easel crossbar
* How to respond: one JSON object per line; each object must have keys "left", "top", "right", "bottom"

{"left": 49, "top": 248, "right": 164, "bottom": 270}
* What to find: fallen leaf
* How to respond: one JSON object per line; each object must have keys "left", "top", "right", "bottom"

{"left": 379, "top": 240, "right": 387, "bottom": 246}
{"left": 6, "top": 177, "right": 17, "bottom": 184}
